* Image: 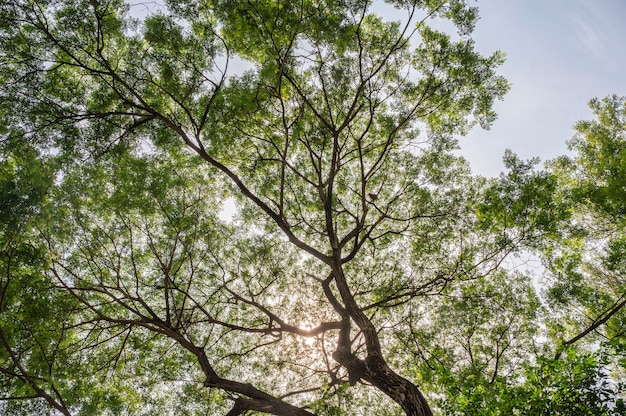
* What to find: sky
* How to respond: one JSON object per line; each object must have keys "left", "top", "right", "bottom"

{"left": 459, "top": 0, "right": 626, "bottom": 177}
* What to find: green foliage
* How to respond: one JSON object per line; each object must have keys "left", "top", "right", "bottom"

{"left": 541, "top": 96, "right": 626, "bottom": 353}
{"left": 475, "top": 151, "right": 571, "bottom": 248}
{"left": 2, "top": 0, "right": 623, "bottom": 415}
{"left": 436, "top": 348, "right": 625, "bottom": 416}
{"left": 568, "top": 95, "right": 626, "bottom": 219}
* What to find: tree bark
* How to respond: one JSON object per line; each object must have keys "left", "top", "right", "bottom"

{"left": 192, "top": 345, "right": 316, "bottom": 416}
{"left": 330, "top": 262, "right": 433, "bottom": 416}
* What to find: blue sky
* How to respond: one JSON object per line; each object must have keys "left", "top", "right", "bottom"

{"left": 461, "top": 0, "right": 626, "bottom": 176}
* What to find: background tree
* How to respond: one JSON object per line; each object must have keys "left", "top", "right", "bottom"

{"left": 537, "top": 96, "right": 626, "bottom": 414}
{"left": 422, "top": 96, "right": 626, "bottom": 415}
{"left": 545, "top": 95, "right": 626, "bottom": 356}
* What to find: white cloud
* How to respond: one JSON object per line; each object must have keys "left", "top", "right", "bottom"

{"left": 569, "top": 13, "right": 608, "bottom": 61}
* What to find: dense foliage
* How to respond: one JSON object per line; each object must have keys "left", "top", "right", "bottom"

{"left": 0, "top": 0, "right": 624, "bottom": 414}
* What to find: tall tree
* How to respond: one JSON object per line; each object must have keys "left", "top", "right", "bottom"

{"left": 0, "top": 0, "right": 567, "bottom": 415}
{"left": 419, "top": 143, "right": 626, "bottom": 415}
{"left": 429, "top": 95, "right": 626, "bottom": 415}
{"left": 545, "top": 95, "right": 626, "bottom": 359}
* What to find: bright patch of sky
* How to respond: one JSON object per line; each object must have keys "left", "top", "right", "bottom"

{"left": 460, "top": 0, "right": 626, "bottom": 177}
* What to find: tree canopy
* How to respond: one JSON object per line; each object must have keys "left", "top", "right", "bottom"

{"left": 0, "top": 1, "right": 624, "bottom": 415}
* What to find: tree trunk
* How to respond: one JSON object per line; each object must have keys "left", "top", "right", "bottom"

{"left": 330, "top": 262, "right": 434, "bottom": 416}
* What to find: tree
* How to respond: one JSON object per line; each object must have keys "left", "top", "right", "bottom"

{"left": 540, "top": 96, "right": 626, "bottom": 386}
{"left": 544, "top": 96, "right": 626, "bottom": 351}
{"left": 402, "top": 97, "right": 626, "bottom": 415}
{"left": 6, "top": 0, "right": 614, "bottom": 415}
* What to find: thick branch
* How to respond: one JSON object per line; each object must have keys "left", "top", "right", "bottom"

{"left": 190, "top": 346, "right": 315, "bottom": 416}
{"left": 556, "top": 292, "right": 626, "bottom": 359}
{"left": 0, "top": 326, "right": 71, "bottom": 416}
{"left": 329, "top": 262, "right": 433, "bottom": 416}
